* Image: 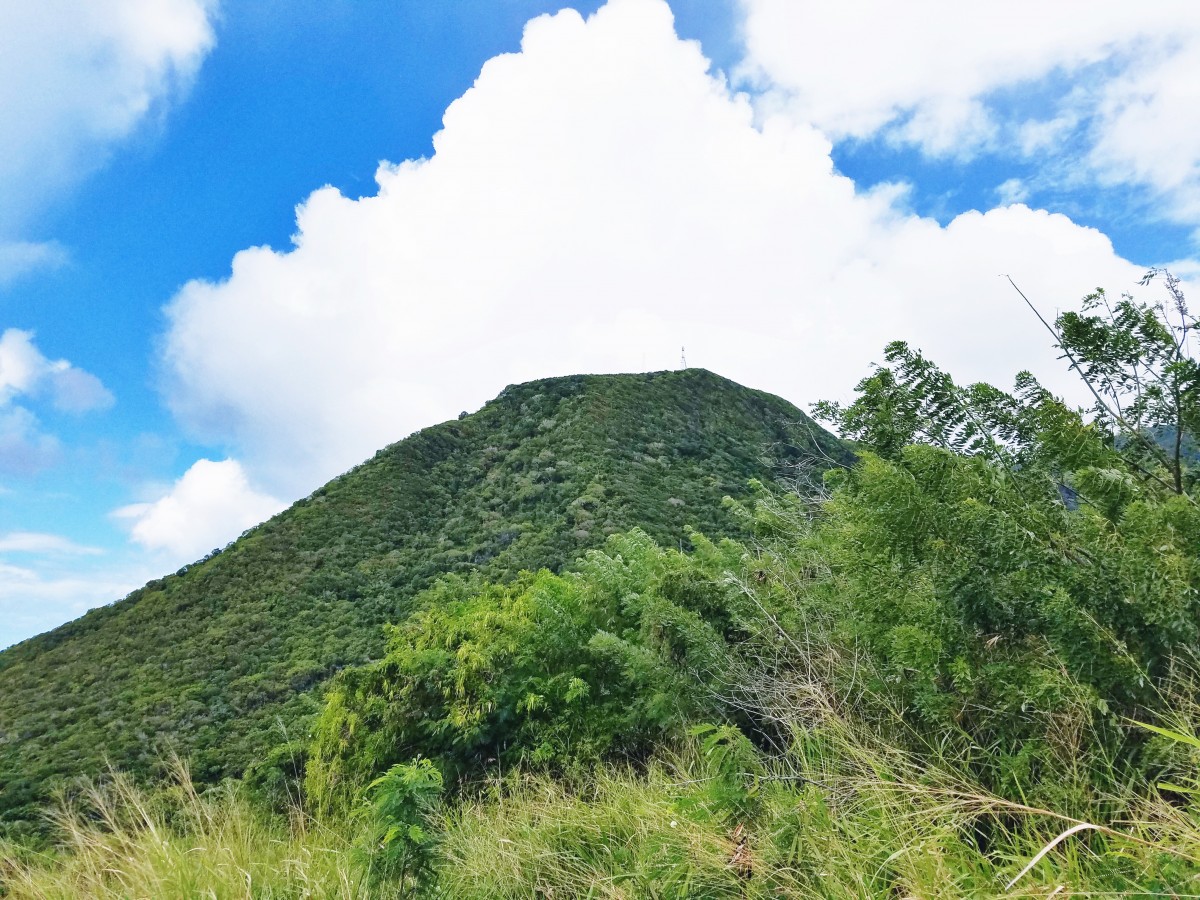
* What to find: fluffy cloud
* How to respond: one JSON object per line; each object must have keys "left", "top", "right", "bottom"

{"left": 157, "top": 0, "right": 1163, "bottom": 503}
{"left": 114, "top": 459, "right": 284, "bottom": 563}
{"left": 0, "top": 0, "right": 215, "bottom": 242}
{"left": 0, "top": 329, "right": 112, "bottom": 475}
{"left": 737, "top": 1, "right": 1148, "bottom": 142}
{"left": 738, "top": 1, "right": 1200, "bottom": 223}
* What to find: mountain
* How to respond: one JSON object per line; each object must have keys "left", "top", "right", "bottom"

{"left": 0, "top": 369, "right": 847, "bottom": 828}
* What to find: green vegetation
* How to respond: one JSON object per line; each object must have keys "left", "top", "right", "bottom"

{"left": 305, "top": 530, "right": 753, "bottom": 809}
{"left": 0, "top": 369, "right": 845, "bottom": 834}
{"left": 0, "top": 763, "right": 367, "bottom": 898}
{"left": 6, "top": 274, "right": 1200, "bottom": 895}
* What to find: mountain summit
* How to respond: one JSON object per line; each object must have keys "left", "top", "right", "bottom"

{"left": 0, "top": 369, "right": 846, "bottom": 826}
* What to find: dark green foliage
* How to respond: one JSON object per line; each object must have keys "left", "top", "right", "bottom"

{"left": 242, "top": 740, "right": 308, "bottom": 813}
{"left": 311, "top": 314, "right": 1200, "bottom": 806}
{"left": 0, "top": 369, "right": 846, "bottom": 831}
{"left": 807, "top": 449, "right": 1193, "bottom": 792}
{"left": 306, "top": 530, "right": 757, "bottom": 808}
{"left": 688, "top": 722, "right": 765, "bottom": 825}
{"left": 811, "top": 283, "right": 1200, "bottom": 797}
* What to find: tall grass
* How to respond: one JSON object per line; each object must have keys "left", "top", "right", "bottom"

{"left": 439, "top": 760, "right": 749, "bottom": 899}
{"left": 8, "top": 602, "right": 1200, "bottom": 897}
{"left": 0, "top": 761, "right": 369, "bottom": 899}
{"left": 438, "top": 723, "right": 1200, "bottom": 898}
{"left": 5, "top": 723, "right": 1200, "bottom": 897}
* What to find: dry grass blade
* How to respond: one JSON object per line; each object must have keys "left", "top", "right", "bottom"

{"left": 1004, "top": 822, "right": 1100, "bottom": 891}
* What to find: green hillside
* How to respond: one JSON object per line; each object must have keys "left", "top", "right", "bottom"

{"left": 0, "top": 369, "right": 847, "bottom": 828}
{"left": 7, "top": 292, "right": 1200, "bottom": 897}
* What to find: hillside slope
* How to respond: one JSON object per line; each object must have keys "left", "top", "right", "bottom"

{"left": 0, "top": 369, "right": 847, "bottom": 826}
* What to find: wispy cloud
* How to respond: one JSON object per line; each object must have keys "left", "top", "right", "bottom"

{"left": 0, "top": 240, "right": 67, "bottom": 286}
{"left": 0, "top": 558, "right": 153, "bottom": 649}
{"left": 0, "top": 531, "right": 103, "bottom": 555}
{"left": 0, "top": 0, "right": 217, "bottom": 269}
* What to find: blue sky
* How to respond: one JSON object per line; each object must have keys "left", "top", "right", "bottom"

{"left": 2, "top": 0, "right": 1199, "bottom": 647}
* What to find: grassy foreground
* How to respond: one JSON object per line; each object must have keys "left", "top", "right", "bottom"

{"left": 0, "top": 763, "right": 362, "bottom": 898}
{"left": 4, "top": 697, "right": 1200, "bottom": 898}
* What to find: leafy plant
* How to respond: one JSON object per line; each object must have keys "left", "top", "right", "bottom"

{"left": 306, "top": 531, "right": 759, "bottom": 808}
{"left": 360, "top": 758, "right": 444, "bottom": 896}
{"left": 806, "top": 274, "right": 1200, "bottom": 797}
{"left": 1049, "top": 269, "right": 1200, "bottom": 495}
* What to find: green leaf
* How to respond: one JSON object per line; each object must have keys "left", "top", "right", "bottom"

{"left": 1130, "top": 719, "right": 1200, "bottom": 751}
{"left": 1156, "top": 781, "right": 1200, "bottom": 795}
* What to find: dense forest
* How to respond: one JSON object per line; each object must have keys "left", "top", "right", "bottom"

{"left": 5, "top": 275, "right": 1200, "bottom": 897}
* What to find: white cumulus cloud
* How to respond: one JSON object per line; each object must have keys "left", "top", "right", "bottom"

{"left": 114, "top": 459, "right": 285, "bottom": 563}
{"left": 157, "top": 0, "right": 1160, "bottom": 506}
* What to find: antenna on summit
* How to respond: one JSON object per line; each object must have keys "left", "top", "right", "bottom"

{"left": 680, "top": 346, "right": 687, "bottom": 369}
